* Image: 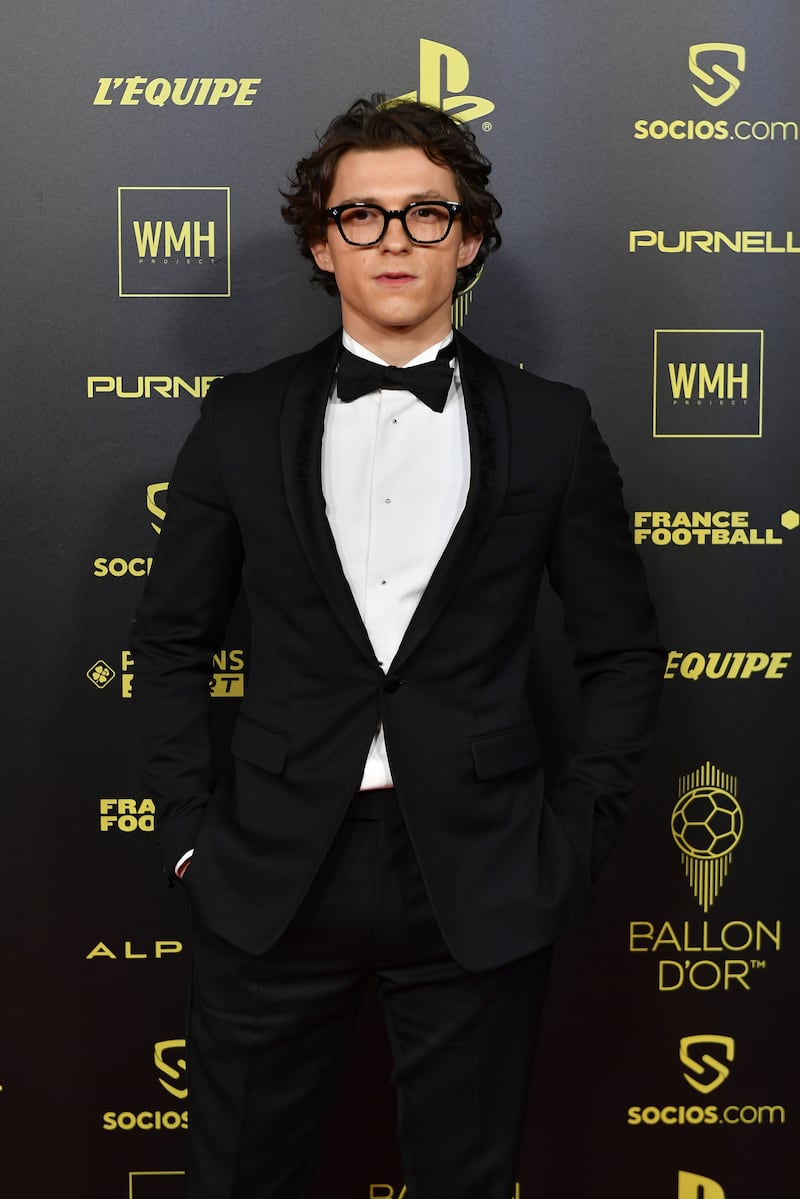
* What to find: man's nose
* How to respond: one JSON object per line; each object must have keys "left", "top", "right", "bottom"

{"left": 380, "top": 213, "right": 411, "bottom": 249}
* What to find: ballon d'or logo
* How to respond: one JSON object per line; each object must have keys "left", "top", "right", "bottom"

{"left": 671, "top": 762, "right": 743, "bottom": 911}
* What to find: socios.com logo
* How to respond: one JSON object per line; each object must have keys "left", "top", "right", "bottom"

{"left": 394, "top": 39, "right": 494, "bottom": 125}
{"left": 634, "top": 42, "right": 798, "bottom": 144}
{"left": 680, "top": 1035, "right": 735, "bottom": 1094}
{"left": 147, "top": 482, "right": 169, "bottom": 534}
{"left": 91, "top": 482, "right": 167, "bottom": 581}
{"left": 689, "top": 43, "right": 746, "bottom": 107}
{"left": 102, "top": 1040, "right": 188, "bottom": 1133}
{"left": 155, "top": 1039, "right": 188, "bottom": 1100}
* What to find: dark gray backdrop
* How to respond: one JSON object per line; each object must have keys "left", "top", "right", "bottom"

{"left": 3, "top": 2, "right": 797, "bottom": 1196}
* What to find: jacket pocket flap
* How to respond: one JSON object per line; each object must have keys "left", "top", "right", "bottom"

{"left": 231, "top": 715, "right": 289, "bottom": 775}
{"left": 470, "top": 721, "right": 541, "bottom": 781}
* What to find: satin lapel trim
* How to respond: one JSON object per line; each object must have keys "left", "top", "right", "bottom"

{"left": 389, "top": 333, "right": 510, "bottom": 671}
{"left": 279, "top": 331, "right": 379, "bottom": 667}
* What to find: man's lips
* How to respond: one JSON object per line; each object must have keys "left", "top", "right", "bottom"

{"left": 375, "top": 272, "right": 416, "bottom": 285}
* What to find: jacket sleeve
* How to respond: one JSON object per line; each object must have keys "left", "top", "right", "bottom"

{"left": 546, "top": 389, "right": 664, "bottom": 880}
{"left": 129, "top": 382, "right": 243, "bottom": 879}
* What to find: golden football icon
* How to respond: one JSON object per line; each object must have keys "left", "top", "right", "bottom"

{"left": 671, "top": 785, "right": 743, "bottom": 860}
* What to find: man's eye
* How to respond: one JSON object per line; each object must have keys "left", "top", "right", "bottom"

{"left": 344, "top": 208, "right": 378, "bottom": 222}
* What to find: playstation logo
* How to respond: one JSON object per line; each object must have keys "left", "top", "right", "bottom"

{"left": 394, "top": 39, "right": 494, "bottom": 124}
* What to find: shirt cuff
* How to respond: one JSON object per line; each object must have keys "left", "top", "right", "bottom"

{"left": 175, "top": 849, "right": 194, "bottom": 877}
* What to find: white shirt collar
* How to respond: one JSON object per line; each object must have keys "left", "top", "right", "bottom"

{"left": 341, "top": 329, "right": 455, "bottom": 368}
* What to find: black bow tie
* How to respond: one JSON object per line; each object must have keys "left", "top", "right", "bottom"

{"left": 336, "top": 345, "right": 454, "bottom": 413}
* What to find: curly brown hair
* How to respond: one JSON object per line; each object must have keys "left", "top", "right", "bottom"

{"left": 281, "top": 95, "right": 502, "bottom": 297}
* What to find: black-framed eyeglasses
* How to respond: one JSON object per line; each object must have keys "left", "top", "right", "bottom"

{"left": 324, "top": 201, "right": 463, "bottom": 246}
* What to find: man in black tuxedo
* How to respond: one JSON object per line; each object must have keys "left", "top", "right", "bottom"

{"left": 132, "top": 97, "right": 663, "bottom": 1199}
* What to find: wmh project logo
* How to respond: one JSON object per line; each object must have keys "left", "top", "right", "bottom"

{"left": 118, "top": 187, "right": 230, "bottom": 297}
{"left": 653, "top": 329, "right": 763, "bottom": 438}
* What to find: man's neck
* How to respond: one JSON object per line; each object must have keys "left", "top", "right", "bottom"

{"left": 341, "top": 321, "right": 454, "bottom": 367}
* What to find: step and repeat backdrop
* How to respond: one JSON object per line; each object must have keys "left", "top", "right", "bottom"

{"left": 3, "top": 2, "right": 797, "bottom": 1196}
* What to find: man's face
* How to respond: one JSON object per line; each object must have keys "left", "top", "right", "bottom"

{"left": 310, "top": 146, "right": 482, "bottom": 356}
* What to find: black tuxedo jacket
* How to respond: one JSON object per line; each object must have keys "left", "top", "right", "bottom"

{"left": 132, "top": 330, "right": 663, "bottom": 969}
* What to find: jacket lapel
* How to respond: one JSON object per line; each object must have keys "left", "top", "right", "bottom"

{"left": 279, "top": 331, "right": 380, "bottom": 667}
{"left": 389, "top": 332, "right": 510, "bottom": 670}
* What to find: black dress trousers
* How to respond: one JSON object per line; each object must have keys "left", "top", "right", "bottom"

{"left": 183, "top": 789, "right": 552, "bottom": 1199}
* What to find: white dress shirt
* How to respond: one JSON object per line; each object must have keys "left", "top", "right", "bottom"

{"left": 322, "top": 329, "right": 470, "bottom": 789}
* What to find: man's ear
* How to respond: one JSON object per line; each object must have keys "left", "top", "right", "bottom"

{"left": 310, "top": 238, "right": 334, "bottom": 274}
{"left": 457, "top": 230, "right": 483, "bottom": 270}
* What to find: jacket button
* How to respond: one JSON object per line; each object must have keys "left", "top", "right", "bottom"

{"left": 383, "top": 675, "right": 401, "bottom": 693}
